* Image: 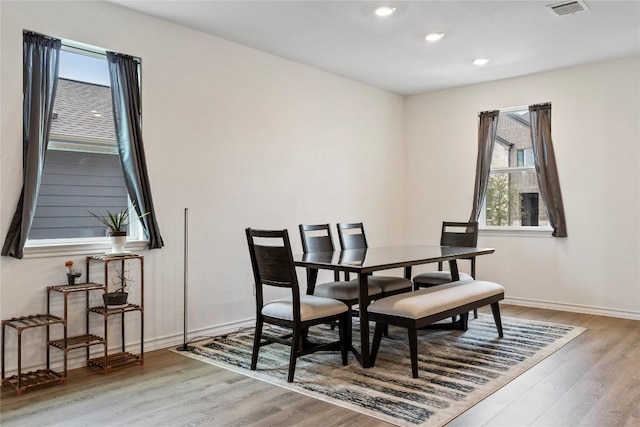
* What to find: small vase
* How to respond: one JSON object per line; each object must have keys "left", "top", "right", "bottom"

{"left": 67, "top": 273, "right": 82, "bottom": 286}
{"left": 109, "top": 231, "right": 127, "bottom": 254}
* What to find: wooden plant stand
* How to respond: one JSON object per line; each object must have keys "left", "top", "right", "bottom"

{"left": 1, "top": 314, "right": 66, "bottom": 395}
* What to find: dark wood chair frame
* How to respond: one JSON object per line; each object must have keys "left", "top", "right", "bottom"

{"left": 246, "top": 228, "right": 349, "bottom": 382}
{"left": 414, "top": 221, "right": 479, "bottom": 318}
{"left": 299, "top": 223, "right": 345, "bottom": 290}
{"left": 299, "top": 223, "right": 385, "bottom": 337}
{"left": 335, "top": 222, "right": 412, "bottom": 298}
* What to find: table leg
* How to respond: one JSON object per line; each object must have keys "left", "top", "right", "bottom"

{"left": 305, "top": 268, "right": 318, "bottom": 295}
{"left": 302, "top": 268, "right": 319, "bottom": 343}
{"left": 448, "top": 259, "right": 460, "bottom": 281}
{"left": 358, "top": 272, "right": 371, "bottom": 368}
{"left": 447, "top": 259, "right": 463, "bottom": 324}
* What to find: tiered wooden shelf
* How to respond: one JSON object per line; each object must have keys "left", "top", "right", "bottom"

{"left": 1, "top": 369, "right": 64, "bottom": 394}
{"left": 88, "top": 351, "right": 142, "bottom": 370}
{"left": 86, "top": 254, "right": 144, "bottom": 372}
{"left": 2, "top": 254, "right": 145, "bottom": 394}
{"left": 1, "top": 314, "right": 66, "bottom": 395}
{"left": 47, "top": 282, "right": 107, "bottom": 374}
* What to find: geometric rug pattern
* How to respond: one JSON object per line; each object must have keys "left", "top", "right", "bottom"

{"left": 180, "top": 315, "right": 585, "bottom": 427}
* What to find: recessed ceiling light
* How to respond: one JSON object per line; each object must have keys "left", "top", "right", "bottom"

{"left": 374, "top": 6, "right": 396, "bottom": 17}
{"left": 473, "top": 58, "right": 490, "bottom": 66}
{"left": 425, "top": 32, "right": 444, "bottom": 42}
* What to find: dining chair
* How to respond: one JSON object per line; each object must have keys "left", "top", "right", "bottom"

{"left": 335, "top": 222, "right": 413, "bottom": 297}
{"left": 299, "top": 223, "right": 383, "bottom": 314}
{"left": 412, "top": 221, "right": 479, "bottom": 317}
{"left": 246, "top": 228, "right": 349, "bottom": 382}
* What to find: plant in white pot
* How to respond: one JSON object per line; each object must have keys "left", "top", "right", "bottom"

{"left": 88, "top": 205, "right": 149, "bottom": 254}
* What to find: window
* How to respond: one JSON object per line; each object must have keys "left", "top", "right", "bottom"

{"left": 26, "top": 42, "right": 143, "bottom": 246}
{"left": 480, "top": 107, "right": 551, "bottom": 230}
{"left": 517, "top": 148, "right": 534, "bottom": 167}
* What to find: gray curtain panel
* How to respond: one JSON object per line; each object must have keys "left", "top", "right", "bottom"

{"left": 469, "top": 110, "right": 500, "bottom": 222}
{"left": 529, "top": 103, "right": 567, "bottom": 237}
{"left": 2, "top": 32, "right": 61, "bottom": 259}
{"left": 107, "top": 52, "right": 164, "bottom": 249}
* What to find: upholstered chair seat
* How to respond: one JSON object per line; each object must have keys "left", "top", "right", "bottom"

{"left": 364, "top": 276, "right": 414, "bottom": 294}
{"left": 314, "top": 281, "right": 382, "bottom": 301}
{"left": 412, "top": 271, "right": 473, "bottom": 287}
{"left": 263, "top": 294, "right": 350, "bottom": 321}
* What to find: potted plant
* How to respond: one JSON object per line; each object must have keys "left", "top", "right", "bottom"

{"left": 88, "top": 205, "right": 149, "bottom": 253}
{"left": 65, "top": 260, "right": 82, "bottom": 285}
{"left": 104, "top": 266, "right": 133, "bottom": 306}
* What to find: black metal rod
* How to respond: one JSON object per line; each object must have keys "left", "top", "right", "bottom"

{"left": 176, "top": 208, "right": 194, "bottom": 351}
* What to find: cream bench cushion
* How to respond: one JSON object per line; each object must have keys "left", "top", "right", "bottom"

{"left": 368, "top": 280, "right": 504, "bottom": 319}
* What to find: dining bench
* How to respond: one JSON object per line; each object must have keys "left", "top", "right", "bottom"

{"left": 367, "top": 280, "right": 505, "bottom": 378}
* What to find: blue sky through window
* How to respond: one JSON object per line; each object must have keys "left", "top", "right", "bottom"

{"left": 59, "top": 50, "right": 110, "bottom": 86}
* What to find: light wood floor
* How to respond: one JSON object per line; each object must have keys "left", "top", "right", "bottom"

{"left": 1, "top": 305, "right": 639, "bottom": 426}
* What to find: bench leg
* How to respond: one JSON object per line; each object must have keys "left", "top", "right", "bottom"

{"left": 370, "top": 322, "right": 385, "bottom": 367}
{"left": 460, "top": 312, "right": 469, "bottom": 331}
{"left": 408, "top": 328, "right": 419, "bottom": 378}
{"left": 490, "top": 302, "right": 504, "bottom": 337}
{"left": 339, "top": 312, "right": 349, "bottom": 366}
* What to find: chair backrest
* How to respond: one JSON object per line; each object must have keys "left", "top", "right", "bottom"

{"left": 246, "top": 228, "right": 300, "bottom": 314}
{"left": 440, "top": 221, "right": 479, "bottom": 247}
{"left": 299, "top": 224, "right": 335, "bottom": 253}
{"left": 336, "top": 222, "right": 368, "bottom": 250}
{"left": 439, "top": 221, "right": 478, "bottom": 276}
{"left": 299, "top": 224, "right": 341, "bottom": 281}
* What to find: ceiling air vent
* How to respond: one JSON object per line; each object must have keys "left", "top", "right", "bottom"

{"left": 546, "top": 0, "right": 589, "bottom": 17}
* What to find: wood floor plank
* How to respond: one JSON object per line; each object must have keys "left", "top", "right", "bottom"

{"left": 483, "top": 388, "right": 561, "bottom": 426}
{"left": 1, "top": 305, "right": 638, "bottom": 427}
{"left": 446, "top": 400, "right": 505, "bottom": 426}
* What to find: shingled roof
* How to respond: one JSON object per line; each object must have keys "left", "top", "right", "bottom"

{"left": 51, "top": 78, "right": 116, "bottom": 141}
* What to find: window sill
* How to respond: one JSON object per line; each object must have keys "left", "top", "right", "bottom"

{"left": 479, "top": 226, "right": 553, "bottom": 237}
{"left": 23, "top": 240, "right": 149, "bottom": 259}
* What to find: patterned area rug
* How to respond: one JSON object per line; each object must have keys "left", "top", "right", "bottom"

{"left": 178, "top": 315, "right": 585, "bottom": 427}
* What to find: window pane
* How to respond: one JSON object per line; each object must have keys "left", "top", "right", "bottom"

{"left": 30, "top": 150, "right": 128, "bottom": 239}
{"left": 486, "top": 170, "right": 549, "bottom": 227}
{"left": 524, "top": 148, "right": 534, "bottom": 166}
{"left": 59, "top": 50, "right": 110, "bottom": 86}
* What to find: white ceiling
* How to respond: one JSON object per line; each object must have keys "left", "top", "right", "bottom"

{"left": 109, "top": 1, "right": 640, "bottom": 95}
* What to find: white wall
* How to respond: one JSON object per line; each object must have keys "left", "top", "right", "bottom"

{"left": 405, "top": 57, "right": 640, "bottom": 319}
{"left": 0, "top": 1, "right": 405, "bottom": 370}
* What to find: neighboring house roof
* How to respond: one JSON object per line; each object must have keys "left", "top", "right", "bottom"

{"left": 50, "top": 78, "right": 116, "bottom": 141}
{"left": 496, "top": 135, "right": 513, "bottom": 147}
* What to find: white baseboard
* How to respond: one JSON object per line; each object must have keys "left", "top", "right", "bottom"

{"left": 503, "top": 296, "right": 640, "bottom": 321}
{"left": 147, "top": 317, "right": 255, "bottom": 352}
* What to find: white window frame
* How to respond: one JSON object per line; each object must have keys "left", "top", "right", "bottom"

{"left": 23, "top": 39, "right": 147, "bottom": 258}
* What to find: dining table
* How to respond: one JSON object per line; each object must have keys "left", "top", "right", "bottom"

{"left": 293, "top": 244, "right": 495, "bottom": 368}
